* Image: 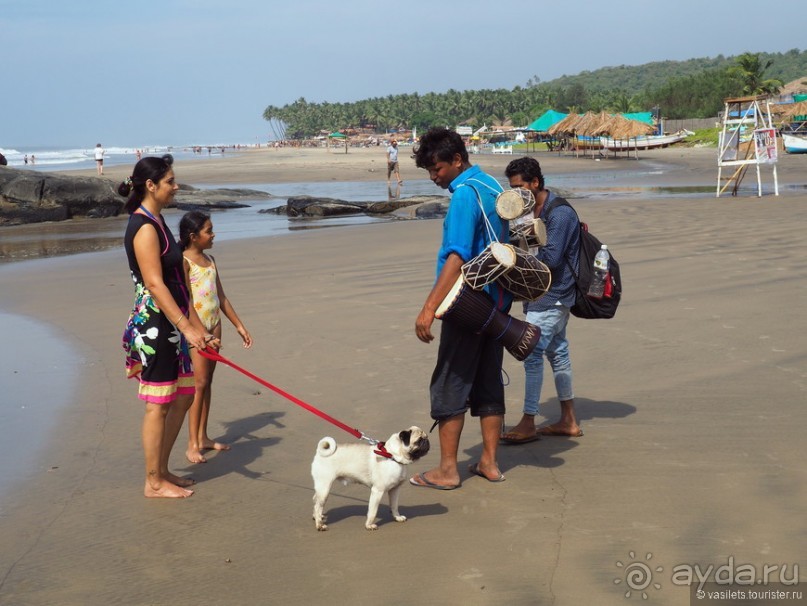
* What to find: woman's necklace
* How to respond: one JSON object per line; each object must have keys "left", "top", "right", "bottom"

{"left": 138, "top": 205, "right": 160, "bottom": 222}
{"left": 137, "top": 204, "right": 170, "bottom": 256}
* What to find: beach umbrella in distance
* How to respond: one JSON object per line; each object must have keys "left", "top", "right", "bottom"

{"left": 606, "top": 115, "right": 655, "bottom": 139}
{"left": 600, "top": 115, "right": 657, "bottom": 158}
{"left": 548, "top": 113, "right": 582, "bottom": 136}
{"left": 591, "top": 114, "right": 620, "bottom": 137}
{"left": 572, "top": 111, "right": 604, "bottom": 137}
{"left": 582, "top": 111, "right": 613, "bottom": 137}
{"left": 567, "top": 111, "right": 604, "bottom": 156}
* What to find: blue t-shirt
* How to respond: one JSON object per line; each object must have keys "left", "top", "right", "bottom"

{"left": 436, "top": 165, "right": 512, "bottom": 310}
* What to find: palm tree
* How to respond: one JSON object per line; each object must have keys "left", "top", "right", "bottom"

{"left": 728, "top": 52, "right": 783, "bottom": 96}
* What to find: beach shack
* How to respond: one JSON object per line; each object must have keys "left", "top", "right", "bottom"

{"left": 327, "top": 131, "right": 348, "bottom": 154}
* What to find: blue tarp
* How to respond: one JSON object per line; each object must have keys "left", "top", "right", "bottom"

{"left": 527, "top": 110, "right": 568, "bottom": 132}
{"left": 621, "top": 112, "right": 655, "bottom": 125}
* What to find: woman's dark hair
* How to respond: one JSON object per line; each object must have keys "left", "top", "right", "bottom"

{"left": 504, "top": 156, "right": 545, "bottom": 191}
{"left": 178, "top": 210, "right": 211, "bottom": 250}
{"left": 118, "top": 154, "right": 174, "bottom": 214}
{"left": 412, "top": 127, "right": 468, "bottom": 168}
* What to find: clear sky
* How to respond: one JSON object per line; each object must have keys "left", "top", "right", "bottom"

{"left": 1, "top": 0, "right": 804, "bottom": 148}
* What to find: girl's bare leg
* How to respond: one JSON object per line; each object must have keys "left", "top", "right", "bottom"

{"left": 186, "top": 348, "right": 211, "bottom": 463}
{"left": 199, "top": 357, "right": 229, "bottom": 451}
{"left": 197, "top": 324, "right": 229, "bottom": 453}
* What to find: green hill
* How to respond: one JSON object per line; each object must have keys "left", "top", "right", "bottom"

{"left": 537, "top": 49, "right": 807, "bottom": 95}
{"left": 264, "top": 50, "right": 807, "bottom": 137}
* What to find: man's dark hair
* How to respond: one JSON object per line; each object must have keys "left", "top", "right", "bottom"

{"left": 413, "top": 127, "right": 468, "bottom": 168}
{"left": 504, "top": 156, "right": 545, "bottom": 190}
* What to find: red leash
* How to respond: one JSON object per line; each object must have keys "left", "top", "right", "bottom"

{"left": 197, "top": 348, "right": 391, "bottom": 458}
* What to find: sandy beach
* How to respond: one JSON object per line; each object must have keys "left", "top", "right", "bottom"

{"left": 0, "top": 146, "right": 805, "bottom": 605}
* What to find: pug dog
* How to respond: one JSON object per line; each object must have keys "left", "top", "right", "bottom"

{"left": 311, "top": 426, "right": 430, "bottom": 531}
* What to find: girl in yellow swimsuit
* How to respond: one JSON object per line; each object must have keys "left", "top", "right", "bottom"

{"left": 180, "top": 211, "right": 253, "bottom": 463}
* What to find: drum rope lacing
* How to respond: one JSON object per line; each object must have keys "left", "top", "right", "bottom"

{"left": 197, "top": 348, "right": 393, "bottom": 459}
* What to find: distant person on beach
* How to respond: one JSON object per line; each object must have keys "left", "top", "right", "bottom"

{"left": 179, "top": 210, "right": 253, "bottom": 464}
{"left": 119, "top": 154, "right": 218, "bottom": 498}
{"left": 409, "top": 127, "right": 510, "bottom": 490}
{"left": 95, "top": 143, "right": 105, "bottom": 175}
{"left": 24, "top": 154, "right": 28, "bottom": 165}
{"left": 30, "top": 155, "right": 35, "bottom": 165}
{"left": 500, "top": 157, "right": 583, "bottom": 443}
{"left": 386, "top": 138, "right": 402, "bottom": 185}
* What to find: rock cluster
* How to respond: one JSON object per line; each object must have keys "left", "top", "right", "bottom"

{"left": 259, "top": 194, "right": 449, "bottom": 219}
{"left": 0, "top": 166, "right": 121, "bottom": 224}
{"left": 0, "top": 166, "right": 272, "bottom": 225}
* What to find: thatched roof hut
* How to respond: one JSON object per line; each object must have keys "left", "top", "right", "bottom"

{"left": 605, "top": 115, "right": 656, "bottom": 139}
{"left": 776, "top": 101, "right": 807, "bottom": 120}
{"left": 547, "top": 113, "right": 581, "bottom": 135}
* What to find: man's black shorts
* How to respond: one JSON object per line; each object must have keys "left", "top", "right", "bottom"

{"left": 429, "top": 318, "right": 505, "bottom": 421}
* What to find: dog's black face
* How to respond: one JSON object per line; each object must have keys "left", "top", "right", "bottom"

{"left": 399, "top": 429, "right": 430, "bottom": 460}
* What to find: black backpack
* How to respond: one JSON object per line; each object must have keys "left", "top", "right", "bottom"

{"left": 545, "top": 197, "right": 622, "bottom": 319}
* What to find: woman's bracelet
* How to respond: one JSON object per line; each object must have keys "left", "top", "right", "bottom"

{"left": 175, "top": 313, "right": 185, "bottom": 326}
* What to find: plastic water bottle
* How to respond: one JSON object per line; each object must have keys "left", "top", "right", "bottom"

{"left": 587, "top": 244, "right": 610, "bottom": 299}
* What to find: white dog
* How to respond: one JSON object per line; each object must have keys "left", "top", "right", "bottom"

{"left": 311, "top": 426, "right": 430, "bottom": 531}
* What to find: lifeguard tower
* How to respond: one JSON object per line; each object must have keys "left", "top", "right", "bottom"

{"left": 716, "top": 96, "right": 779, "bottom": 197}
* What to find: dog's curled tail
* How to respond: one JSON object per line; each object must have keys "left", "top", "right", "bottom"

{"left": 316, "top": 437, "right": 338, "bottom": 458}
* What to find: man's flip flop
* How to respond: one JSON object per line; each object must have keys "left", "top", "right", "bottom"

{"left": 409, "top": 472, "right": 460, "bottom": 490}
{"left": 468, "top": 463, "right": 506, "bottom": 483}
{"left": 537, "top": 425, "right": 584, "bottom": 437}
{"left": 500, "top": 431, "right": 541, "bottom": 445}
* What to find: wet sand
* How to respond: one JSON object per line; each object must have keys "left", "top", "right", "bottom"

{"left": 0, "top": 147, "right": 805, "bottom": 605}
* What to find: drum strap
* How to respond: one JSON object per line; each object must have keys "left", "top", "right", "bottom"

{"left": 458, "top": 181, "right": 501, "bottom": 246}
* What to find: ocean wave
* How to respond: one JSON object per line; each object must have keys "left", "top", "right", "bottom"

{"left": 0, "top": 145, "right": 200, "bottom": 169}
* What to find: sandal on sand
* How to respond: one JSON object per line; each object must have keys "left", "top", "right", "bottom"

{"left": 500, "top": 430, "right": 541, "bottom": 445}
{"left": 468, "top": 463, "right": 505, "bottom": 483}
{"left": 409, "top": 472, "right": 460, "bottom": 491}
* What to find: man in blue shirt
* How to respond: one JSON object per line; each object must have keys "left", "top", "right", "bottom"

{"left": 410, "top": 127, "right": 510, "bottom": 489}
{"left": 501, "top": 157, "right": 584, "bottom": 443}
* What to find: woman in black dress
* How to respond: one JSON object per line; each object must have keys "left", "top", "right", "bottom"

{"left": 120, "top": 155, "right": 217, "bottom": 498}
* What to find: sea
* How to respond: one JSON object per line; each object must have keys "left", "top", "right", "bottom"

{"left": 0, "top": 143, "right": 228, "bottom": 171}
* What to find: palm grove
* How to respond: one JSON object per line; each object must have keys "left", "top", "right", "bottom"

{"left": 263, "top": 50, "right": 807, "bottom": 140}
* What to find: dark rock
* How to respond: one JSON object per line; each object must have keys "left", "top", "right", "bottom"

{"left": 414, "top": 201, "right": 450, "bottom": 219}
{"left": 267, "top": 194, "right": 448, "bottom": 219}
{"left": 173, "top": 186, "right": 270, "bottom": 210}
{"left": 286, "top": 196, "right": 363, "bottom": 217}
{"left": 0, "top": 166, "right": 120, "bottom": 225}
{"left": 0, "top": 166, "right": 272, "bottom": 225}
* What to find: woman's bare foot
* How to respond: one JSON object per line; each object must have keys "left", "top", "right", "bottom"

{"left": 166, "top": 472, "right": 196, "bottom": 488}
{"left": 185, "top": 448, "right": 207, "bottom": 464}
{"left": 144, "top": 480, "right": 193, "bottom": 498}
{"left": 201, "top": 439, "right": 230, "bottom": 452}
